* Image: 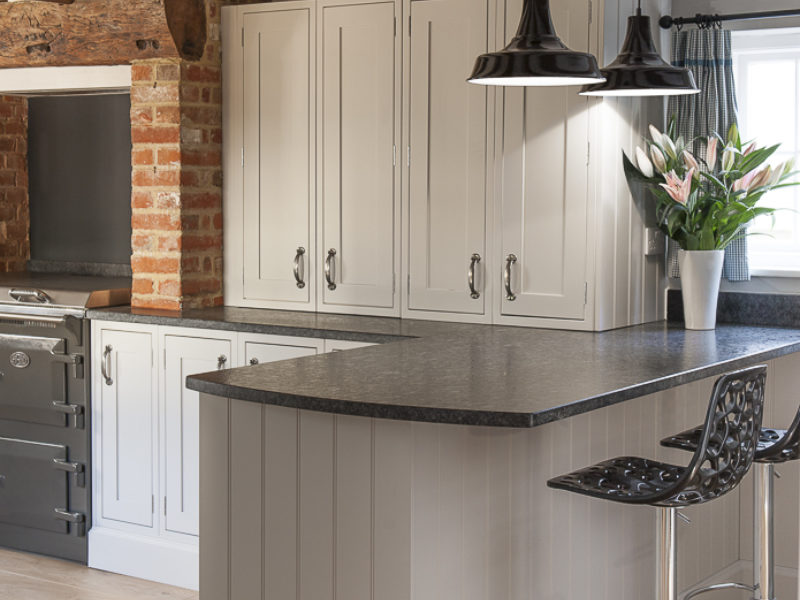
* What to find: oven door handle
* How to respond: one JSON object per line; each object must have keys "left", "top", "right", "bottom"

{"left": 53, "top": 508, "right": 86, "bottom": 536}
{"left": 51, "top": 401, "right": 85, "bottom": 429}
{"left": 53, "top": 458, "right": 85, "bottom": 488}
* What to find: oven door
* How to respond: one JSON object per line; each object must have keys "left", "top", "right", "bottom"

{"left": 0, "top": 334, "right": 81, "bottom": 428}
{"left": 0, "top": 437, "right": 79, "bottom": 534}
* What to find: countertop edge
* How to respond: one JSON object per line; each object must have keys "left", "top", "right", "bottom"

{"left": 187, "top": 338, "right": 800, "bottom": 428}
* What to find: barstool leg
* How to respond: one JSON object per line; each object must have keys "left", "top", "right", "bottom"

{"left": 657, "top": 507, "right": 678, "bottom": 600}
{"left": 754, "top": 463, "right": 776, "bottom": 600}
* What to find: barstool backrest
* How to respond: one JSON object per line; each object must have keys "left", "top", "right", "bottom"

{"left": 672, "top": 365, "right": 766, "bottom": 505}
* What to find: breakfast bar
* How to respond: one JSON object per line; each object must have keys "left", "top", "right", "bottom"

{"left": 187, "top": 321, "right": 800, "bottom": 600}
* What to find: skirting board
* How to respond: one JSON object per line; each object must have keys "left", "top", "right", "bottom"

{"left": 88, "top": 527, "right": 198, "bottom": 590}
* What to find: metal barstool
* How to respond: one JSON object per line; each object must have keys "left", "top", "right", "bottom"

{"left": 662, "top": 392, "right": 800, "bottom": 600}
{"left": 547, "top": 365, "right": 767, "bottom": 600}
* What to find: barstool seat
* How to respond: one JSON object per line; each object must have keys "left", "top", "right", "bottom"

{"left": 663, "top": 426, "right": 800, "bottom": 463}
{"left": 660, "top": 405, "right": 800, "bottom": 600}
{"left": 548, "top": 365, "right": 767, "bottom": 600}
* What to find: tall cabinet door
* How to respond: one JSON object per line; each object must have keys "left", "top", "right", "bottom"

{"left": 406, "top": 0, "right": 489, "bottom": 317}
{"left": 319, "top": 0, "right": 400, "bottom": 315}
{"left": 242, "top": 6, "right": 316, "bottom": 308}
{"left": 163, "top": 334, "right": 234, "bottom": 538}
{"left": 496, "top": 0, "right": 590, "bottom": 322}
{"left": 95, "top": 327, "right": 156, "bottom": 530}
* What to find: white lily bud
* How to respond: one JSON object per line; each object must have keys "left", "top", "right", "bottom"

{"left": 722, "top": 146, "right": 735, "bottom": 171}
{"left": 662, "top": 135, "right": 678, "bottom": 160}
{"left": 635, "top": 146, "right": 654, "bottom": 178}
{"left": 649, "top": 125, "right": 664, "bottom": 147}
{"left": 682, "top": 150, "right": 699, "bottom": 172}
{"left": 650, "top": 145, "right": 667, "bottom": 173}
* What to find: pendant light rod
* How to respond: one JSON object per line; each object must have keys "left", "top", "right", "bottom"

{"left": 659, "top": 8, "right": 800, "bottom": 30}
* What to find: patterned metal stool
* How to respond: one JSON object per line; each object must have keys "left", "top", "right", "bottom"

{"left": 662, "top": 386, "right": 799, "bottom": 600}
{"left": 547, "top": 365, "right": 767, "bottom": 600}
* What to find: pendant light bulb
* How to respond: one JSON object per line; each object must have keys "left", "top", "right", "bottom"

{"left": 468, "top": 0, "right": 605, "bottom": 87}
{"left": 579, "top": 8, "right": 699, "bottom": 96}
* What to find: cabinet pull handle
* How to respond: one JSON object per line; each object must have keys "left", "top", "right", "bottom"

{"left": 504, "top": 254, "right": 517, "bottom": 301}
{"left": 249, "top": 357, "right": 259, "bottom": 366}
{"left": 468, "top": 253, "right": 481, "bottom": 299}
{"left": 101, "top": 345, "right": 113, "bottom": 386}
{"left": 293, "top": 247, "right": 306, "bottom": 289}
{"left": 325, "top": 249, "right": 337, "bottom": 291}
{"left": 217, "top": 355, "right": 227, "bottom": 370}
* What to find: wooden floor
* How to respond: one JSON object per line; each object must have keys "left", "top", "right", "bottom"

{"left": 0, "top": 548, "right": 198, "bottom": 600}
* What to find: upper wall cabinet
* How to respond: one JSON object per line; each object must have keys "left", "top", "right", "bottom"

{"left": 494, "top": 0, "right": 591, "bottom": 324}
{"left": 223, "top": 0, "right": 665, "bottom": 331}
{"left": 241, "top": 6, "right": 316, "bottom": 309}
{"left": 403, "top": 0, "right": 491, "bottom": 321}
{"left": 225, "top": 0, "right": 401, "bottom": 317}
{"left": 319, "top": 1, "right": 400, "bottom": 314}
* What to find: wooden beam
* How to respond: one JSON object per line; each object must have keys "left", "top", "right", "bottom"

{"left": 0, "top": 0, "right": 207, "bottom": 67}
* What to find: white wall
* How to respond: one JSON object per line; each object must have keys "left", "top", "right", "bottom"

{"left": 671, "top": 0, "right": 800, "bottom": 30}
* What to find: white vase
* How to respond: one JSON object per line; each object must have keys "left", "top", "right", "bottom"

{"left": 678, "top": 249, "right": 725, "bottom": 330}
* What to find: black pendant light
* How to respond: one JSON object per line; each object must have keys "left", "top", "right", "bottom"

{"left": 580, "top": 2, "right": 699, "bottom": 96}
{"left": 468, "top": 0, "right": 605, "bottom": 86}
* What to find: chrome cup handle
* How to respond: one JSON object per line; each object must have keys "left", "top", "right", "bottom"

{"left": 217, "top": 355, "right": 227, "bottom": 370}
{"left": 468, "top": 253, "right": 481, "bottom": 299}
{"left": 293, "top": 247, "right": 306, "bottom": 289}
{"left": 504, "top": 254, "right": 517, "bottom": 301}
{"left": 249, "top": 357, "right": 259, "bottom": 366}
{"left": 325, "top": 249, "right": 337, "bottom": 291}
{"left": 101, "top": 345, "right": 113, "bottom": 386}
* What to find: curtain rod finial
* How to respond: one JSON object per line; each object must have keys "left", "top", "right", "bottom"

{"left": 659, "top": 15, "right": 674, "bottom": 29}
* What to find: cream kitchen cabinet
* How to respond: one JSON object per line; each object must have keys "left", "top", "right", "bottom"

{"left": 403, "top": 0, "right": 492, "bottom": 322}
{"left": 89, "top": 320, "right": 362, "bottom": 589}
{"left": 224, "top": 0, "right": 401, "bottom": 317}
{"left": 224, "top": 0, "right": 666, "bottom": 331}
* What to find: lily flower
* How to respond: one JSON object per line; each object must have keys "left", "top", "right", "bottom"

{"left": 660, "top": 168, "right": 694, "bottom": 205}
{"left": 722, "top": 146, "right": 735, "bottom": 171}
{"left": 733, "top": 169, "right": 760, "bottom": 192}
{"left": 705, "top": 138, "right": 718, "bottom": 168}
{"left": 650, "top": 145, "right": 667, "bottom": 173}
{"left": 662, "top": 135, "right": 678, "bottom": 159}
{"left": 749, "top": 167, "right": 773, "bottom": 190}
{"left": 743, "top": 142, "right": 756, "bottom": 156}
{"left": 635, "top": 146, "right": 654, "bottom": 178}
{"left": 649, "top": 125, "right": 664, "bottom": 147}
{"left": 683, "top": 150, "right": 700, "bottom": 172}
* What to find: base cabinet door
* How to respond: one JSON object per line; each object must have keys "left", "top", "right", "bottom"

{"left": 162, "top": 334, "right": 234, "bottom": 538}
{"left": 406, "top": 0, "right": 489, "bottom": 317}
{"left": 241, "top": 4, "right": 316, "bottom": 309}
{"left": 319, "top": 0, "right": 400, "bottom": 315}
{"left": 241, "top": 333, "right": 323, "bottom": 366}
{"left": 496, "top": 0, "right": 590, "bottom": 322}
{"left": 94, "top": 326, "right": 156, "bottom": 530}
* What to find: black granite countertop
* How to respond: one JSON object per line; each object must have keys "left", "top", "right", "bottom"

{"left": 180, "top": 317, "right": 800, "bottom": 428}
{"left": 87, "top": 305, "right": 467, "bottom": 344}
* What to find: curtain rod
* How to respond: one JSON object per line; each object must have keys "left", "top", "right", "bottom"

{"left": 659, "top": 9, "right": 800, "bottom": 30}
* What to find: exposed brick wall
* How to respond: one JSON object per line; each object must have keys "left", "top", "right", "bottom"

{"left": 130, "top": 0, "right": 231, "bottom": 310}
{"left": 0, "top": 96, "right": 29, "bottom": 273}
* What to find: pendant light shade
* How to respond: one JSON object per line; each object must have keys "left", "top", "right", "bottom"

{"left": 580, "top": 10, "right": 699, "bottom": 96}
{"left": 468, "top": 0, "right": 605, "bottom": 86}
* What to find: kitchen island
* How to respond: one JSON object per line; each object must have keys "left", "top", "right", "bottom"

{"left": 185, "top": 319, "right": 800, "bottom": 600}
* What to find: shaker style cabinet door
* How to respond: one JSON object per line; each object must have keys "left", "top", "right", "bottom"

{"left": 95, "top": 327, "right": 156, "bottom": 530}
{"left": 241, "top": 6, "right": 316, "bottom": 308}
{"left": 240, "top": 333, "right": 323, "bottom": 366}
{"left": 162, "top": 334, "right": 234, "bottom": 538}
{"left": 406, "top": 0, "right": 489, "bottom": 316}
{"left": 496, "top": 0, "right": 590, "bottom": 322}
{"left": 319, "top": 0, "right": 400, "bottom": 315}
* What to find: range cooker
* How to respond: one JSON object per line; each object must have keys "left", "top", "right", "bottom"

{"left": 0, "top": 273, "right": 130, "bottom": 563}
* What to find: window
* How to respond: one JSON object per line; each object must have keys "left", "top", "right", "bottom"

{"left": 732, "top": 28, "right": 800, "bottom": 276}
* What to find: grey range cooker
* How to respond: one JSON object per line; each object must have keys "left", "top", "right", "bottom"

{"left": 0, "top": 273, "right": 130, "bottom": 563}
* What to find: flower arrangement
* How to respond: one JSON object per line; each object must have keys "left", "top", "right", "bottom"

{"left": 623, "top": 118, "right": 797, "bottom": 251}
